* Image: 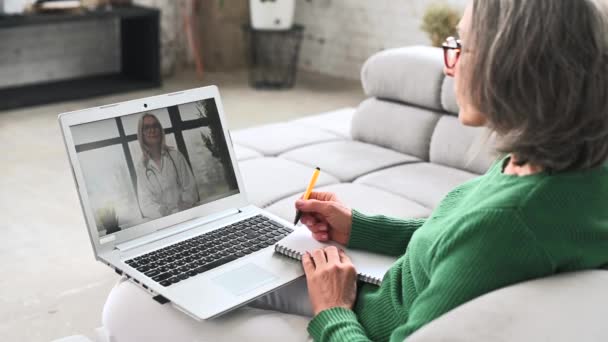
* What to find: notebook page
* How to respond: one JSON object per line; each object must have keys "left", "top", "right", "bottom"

{"left": 276, "top": 226, "right": 398, "bottom": 284}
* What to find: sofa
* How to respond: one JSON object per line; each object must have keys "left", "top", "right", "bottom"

{"left": 233, "top": 46, "right": 493, "bottom": 227}
{"left": 70, "top": 46, "right": 607, "bottom": 342}
{"left": 230, "top": 46, "right": 608, "bottom": 341}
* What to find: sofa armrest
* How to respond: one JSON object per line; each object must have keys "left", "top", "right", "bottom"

{"left": 361, "top": 46, "right": 445, "bottom": 111}
{"left": 406, "top": 270, "right": 608, "bottom": 342}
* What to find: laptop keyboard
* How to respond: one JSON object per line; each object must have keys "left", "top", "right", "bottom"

{"left": 124, "top": 215, "right": 293, "bottom": 287}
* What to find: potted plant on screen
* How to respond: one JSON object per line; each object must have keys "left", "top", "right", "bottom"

{"left": 97, "top": 206, "right": 120, "bottom": 234}
{"left": 195, "top": 101, "right": 238, "bottom": 190}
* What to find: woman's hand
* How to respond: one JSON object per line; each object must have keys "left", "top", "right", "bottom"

{"left": 295, "top": 192, "right": 353, "bottom": 244}
{"left": 302, "top": 246, "right": 358, "bottom": 316}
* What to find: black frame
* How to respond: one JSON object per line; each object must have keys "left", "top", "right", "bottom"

{"left": 442, "top": 37, "right": 462, "bottom": 69}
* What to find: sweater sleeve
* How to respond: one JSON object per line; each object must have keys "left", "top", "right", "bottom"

{"left": 387, "top": 209, "right": 554, "bottom": 341}
{"left": 347, "top": 209, "right": 427, "bottom": 256}
{"left": 307, "top": 307, "right": 371, "bottom": 342}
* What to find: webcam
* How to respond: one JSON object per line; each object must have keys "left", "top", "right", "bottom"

{"left": 143, "top": 103, "right": 148, "bottom": 108}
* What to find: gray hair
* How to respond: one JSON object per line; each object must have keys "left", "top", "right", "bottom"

{"left": 467, "top": 0, "right": 608, "bottom": 172}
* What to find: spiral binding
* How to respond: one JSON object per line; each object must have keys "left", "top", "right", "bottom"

{"left": 274, "top": 244, "right": 382, "bottom": 286}
{"left": 274, "top": 244, "right": 303, "bottom": 260}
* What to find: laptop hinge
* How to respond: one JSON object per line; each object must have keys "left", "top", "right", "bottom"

{"left": 115, "top": 208, "right": 241, "bottom": 253}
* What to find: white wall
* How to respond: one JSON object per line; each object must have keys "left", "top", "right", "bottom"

{"left": 1, "top": 0, "right": 32, "bottom": 14}
{"left": 295, "top": 0, "right": 467, "bottom": 80}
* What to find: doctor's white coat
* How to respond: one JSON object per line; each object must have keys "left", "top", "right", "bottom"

{"left": 136, "top": 148, "right": 198, "bottom": 219}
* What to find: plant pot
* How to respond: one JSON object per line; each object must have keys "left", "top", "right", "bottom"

{"left": 249, "top": 0, "right": 295, "bottom": 30}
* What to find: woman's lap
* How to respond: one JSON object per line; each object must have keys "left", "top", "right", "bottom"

{"left": 103, "top": 277, "right": 313, "bottom": 342}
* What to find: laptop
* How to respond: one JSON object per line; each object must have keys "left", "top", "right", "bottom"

{"left": 58, "top": 86, "right": 304, "bottom": 320}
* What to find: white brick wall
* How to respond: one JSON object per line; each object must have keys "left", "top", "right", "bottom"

{"left": 295, "top": 0, "right": 466, "bottom": 80}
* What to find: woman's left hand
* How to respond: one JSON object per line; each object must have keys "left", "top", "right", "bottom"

{"left": 303, "top": 246, "right": 358, "bottom": 316}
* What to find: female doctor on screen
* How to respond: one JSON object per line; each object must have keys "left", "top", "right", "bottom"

{"left": 136, "top": 113, "right": 199, "bottom": 219}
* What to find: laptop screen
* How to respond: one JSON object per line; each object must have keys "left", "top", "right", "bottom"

{"left": 70, "top": 98, "right": 239, "bottom": 237}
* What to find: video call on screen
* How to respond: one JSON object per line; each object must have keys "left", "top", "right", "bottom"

{"left": 70, "top": 99, "right": 239, "bottom": 237}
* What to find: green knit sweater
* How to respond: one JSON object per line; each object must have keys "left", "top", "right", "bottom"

{"left": 307, "top": 157, "right": 608, "bottom": 341}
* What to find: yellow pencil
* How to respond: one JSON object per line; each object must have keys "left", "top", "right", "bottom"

{"left": 294, "top": 167, "right": 321, "bottom": 225}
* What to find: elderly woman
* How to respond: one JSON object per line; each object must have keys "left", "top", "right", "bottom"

{"left": 104, "top": 0, "right": 608, "bottom": 341}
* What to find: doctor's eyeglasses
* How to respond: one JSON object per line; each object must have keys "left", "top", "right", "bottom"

{"left": 143, "top": 123, "right": 161, "bottom": 134}
{"left": 442, "top": 36, "right": 462, "bottom": 69}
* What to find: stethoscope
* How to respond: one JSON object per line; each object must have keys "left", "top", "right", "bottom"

{"left": 145, "top": 152, "right": 182, "bottom": 200}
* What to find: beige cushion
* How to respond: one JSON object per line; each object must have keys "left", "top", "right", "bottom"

{"left": 280, "top": 141, "right": 419, "bottom": 182}
{"left": 407, "top": 270, "right": 608, "bottom": 342}
{"left": 238, "top": 157, "right": 339, "bottom": 208}
{"left": 265, "top": 183, "right": 431, "bottom": 222}
{"left": 355, "top": 163, "right": 477, "bottom": 209}
{"left": 232, "top": 122, "right": 342, "bottom": 156}
{"left": 351, "top": 98, "right": 442, "bottom": 161}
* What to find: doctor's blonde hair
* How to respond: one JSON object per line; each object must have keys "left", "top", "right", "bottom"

{"left": 137, "top": 113, "right": 170, "bottom": 166}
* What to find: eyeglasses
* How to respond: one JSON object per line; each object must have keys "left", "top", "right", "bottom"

{"left": 143, "top": 123, "right": 161, "bottom": 134}
{"left": 442, "top": 36, "right": 462, "bottom": 69}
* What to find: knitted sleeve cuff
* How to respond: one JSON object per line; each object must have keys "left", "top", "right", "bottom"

{"left": 348, "top": 209, "right": 426, "bottom": 255}
{"left": 307, "top": 307, "right": 362, "bottom": 341}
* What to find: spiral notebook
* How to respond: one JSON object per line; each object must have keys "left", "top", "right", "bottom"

{"left": 274, "top": 227, "right": 398, "bottom": 286}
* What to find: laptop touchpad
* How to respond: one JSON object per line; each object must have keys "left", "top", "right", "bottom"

{"left": 213, "top": 263, "right": 278, "bottom": 296}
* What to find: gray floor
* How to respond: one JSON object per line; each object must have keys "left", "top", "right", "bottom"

{"left": 0, "top": 69, "right": 364, "bottom": 341}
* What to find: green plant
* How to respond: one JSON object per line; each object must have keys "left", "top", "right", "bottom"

{"left": 421, "top": 3, "right": 461, "bottom": 47}
{"left": 97, "top": 206, "right": 120, "bottom": 234}
{"left": 195, "top": 102, "right": 219, "bottom": 158}
{"left": 195, "top": 101, "right": 238, "bottom": 190}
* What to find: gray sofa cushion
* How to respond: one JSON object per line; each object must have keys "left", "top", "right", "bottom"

{"left": 279, "top": 141, "right": 419, "bottom": 182}
{"left": 355, "top": 163, "right": 477, "bottom": 209}
{"left": 290, "top": 108, "right": 355, "bottom": 138}
{"left": 265, "top": 183, "right": 431, "bottom": 222}
{"left": 232, "top": 122, "right": 342, "bottom": 156}
{"left": 351, "top": 98, "right": 441, "bottom": 161}
{"left": 238, "top": 157, "right": 339, "bottom": 207}
{"left": 407, "top": 270, "right": 608, "bottom": 342}
{"left": 361, "top": 46, "right": 445, "bottom": 111}
{"left": 430, "top": 116, "right": 498, "bottom": 175}
{"left": 441, "top": 76, "right": 459, "bottom": 115}
{"left": 233, "top": 144, "right": 263, "bottom": 161}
